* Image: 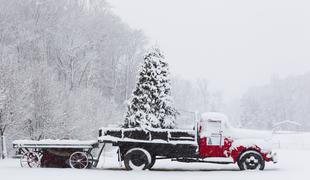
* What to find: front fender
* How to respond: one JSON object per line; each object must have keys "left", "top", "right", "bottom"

{"left": 230, "top": 146, "right": 266, "bottom": 163}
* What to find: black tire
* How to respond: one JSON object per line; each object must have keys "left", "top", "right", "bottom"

{"left": 147, "top": 155, "right": 156, "bottom": 170}
{"left": 237, "top": 150, "right": 265, "bottom": 170}
{"left": 124, "top": 148, "right": 151, "bottom": 170}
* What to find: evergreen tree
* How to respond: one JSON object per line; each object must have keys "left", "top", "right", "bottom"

{"left": 124, "top": 47, "right": 178, "bottom": 129}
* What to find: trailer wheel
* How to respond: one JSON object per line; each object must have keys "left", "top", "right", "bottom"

{"left": 237, "top": 150, "right": 265, "bottom": 170}
{"left": 69, "top": 152, "right": 89, "bottom": 169}
{"left": 20, "top": 152, "right": 41, "bottom": 168}
{"left": 124, "top": 148, "right": 151, "bottom": 170}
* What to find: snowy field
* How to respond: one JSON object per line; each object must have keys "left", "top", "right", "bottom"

{"left": 0, "top": 133, "right": 309, "bottom": 180}
{"left": 0, "top": 149, "right": 308, "bottom": 180}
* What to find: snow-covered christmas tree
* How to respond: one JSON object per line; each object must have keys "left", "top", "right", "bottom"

{"left": 124, "top": 47, "right": 178, "bottom": 129}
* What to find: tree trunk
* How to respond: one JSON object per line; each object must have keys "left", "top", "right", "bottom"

{"left": 0, "top": 130, "right": 7, "bottom": 159}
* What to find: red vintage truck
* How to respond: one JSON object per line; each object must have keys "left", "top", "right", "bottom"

{"left": 99, "top": 112, "right": 277, "bottom": 170}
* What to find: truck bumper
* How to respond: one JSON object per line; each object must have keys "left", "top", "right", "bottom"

{"left": 270, "top": 151, "right": 278, "bottom": 163}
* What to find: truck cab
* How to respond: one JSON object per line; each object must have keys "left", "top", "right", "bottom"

{"left": 197, "top": 112, "right": 277, "bottom": 170}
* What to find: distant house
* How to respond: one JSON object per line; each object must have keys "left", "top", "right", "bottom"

{"left": 272, "top": 120, "right": 301, "bottom": 132}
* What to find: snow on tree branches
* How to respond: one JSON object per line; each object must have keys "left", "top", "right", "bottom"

{"left": 124, "top": 47, "right": 178, "bottom": 129}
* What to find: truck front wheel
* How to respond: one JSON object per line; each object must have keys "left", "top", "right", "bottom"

{"left": 237, "top": 150, "right": 265, "bottom": 170}
{"left": 124, "top": 148, "right": 151, "bottom": 170}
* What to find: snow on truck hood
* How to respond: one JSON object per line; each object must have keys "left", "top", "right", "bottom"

{"left": 228, "top": 128, "right": 273, "bottom": 152}
{"left": 229, "top": 128, "right": 272, "bottom": 140}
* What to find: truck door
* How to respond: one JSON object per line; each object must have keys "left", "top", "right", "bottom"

{"left": 199, "top": 120, "right": 227, "bottom": 158}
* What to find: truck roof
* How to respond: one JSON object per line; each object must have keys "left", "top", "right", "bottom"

{"left": 200, "top": 112, "right": 229, "bottom": 123}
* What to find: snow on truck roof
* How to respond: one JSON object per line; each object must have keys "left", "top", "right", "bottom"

{"left": 200, "top": 112, "right": 229, "bottom": 123}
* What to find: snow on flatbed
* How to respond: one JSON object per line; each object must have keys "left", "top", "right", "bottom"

{"left": 100, "top": 135, "right": 197, "bottom": 145}
{"left": 12, "top": 139, "right": 98, "bottom": 148}
{"left": 0, "top": 149, "right": 308, "bottom": 180}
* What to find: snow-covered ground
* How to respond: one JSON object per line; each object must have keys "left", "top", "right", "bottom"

{"left": 272, "top": 132, "right": 310, "bottom": 149}
{"left": 0, "top": 133, "right": 309, "bottom": 180}
{"left": 0, "top": 149, "right": 308, "bottom": 180}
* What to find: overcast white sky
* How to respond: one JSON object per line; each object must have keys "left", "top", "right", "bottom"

{"left": 107, "top": 0, "right": 310, "bottom": 100}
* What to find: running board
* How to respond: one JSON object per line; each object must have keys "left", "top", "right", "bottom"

{"left": 172, "top": 158, "right": 233, "bottom": 164}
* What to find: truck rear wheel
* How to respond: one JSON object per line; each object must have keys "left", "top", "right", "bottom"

{"left": 124, "top": 148, "right": 151, "bottom": 170}
{"left": 237, "top": 150, "right": 265, "bottom": 170}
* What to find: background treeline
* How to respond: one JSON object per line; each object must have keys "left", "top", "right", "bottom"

{"left": 240, "top": 73, "right": 310, "bottom": 131}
